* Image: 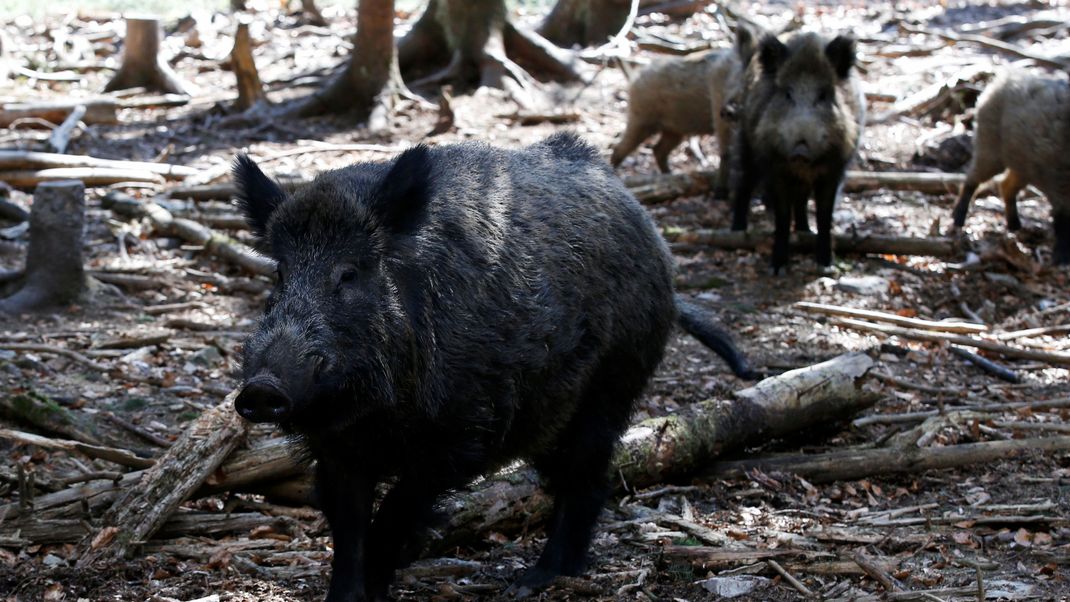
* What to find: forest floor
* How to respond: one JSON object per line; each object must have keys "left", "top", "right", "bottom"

{"left": 1, "top": 0, "right": 1069, "bottom": 600}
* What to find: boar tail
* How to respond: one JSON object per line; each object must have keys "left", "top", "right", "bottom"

{"left": 675, "top": 296, "right": 757, "bottom": 379}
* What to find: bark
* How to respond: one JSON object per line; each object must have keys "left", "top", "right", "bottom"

{"left": 538, "top": 0, "right": 635, "bottom": 48}
{"left": 0, "top": 181, "right": 89, "bottom": 314}
{"left": 104, "top": 17, "right": 196, "bottom": 95}
{"left": 706, "top": 436, "right": 1070, "bottom": 483}
{"left": 667, "top": 228, "right": 961, "bottom": 259}
{"left": 75, "top": 396, "right": 248, "bottom": 566}
{"left": 230, "top": 20, "right": 265, "bottom": 111}
{"left": 289, "top": 0, "right": 397, "bottom": 126}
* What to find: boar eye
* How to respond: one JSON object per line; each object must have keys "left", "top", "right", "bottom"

{"left": 334, "top": 265, "right": 361, "bottom": 290}
{"left": 817, "top": 89, "right": 831, "bottom": 104}
{"left": 784, "top": 89, "right": 794, "bottom": 103}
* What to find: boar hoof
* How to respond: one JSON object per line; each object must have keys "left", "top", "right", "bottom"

{"left": 507, "top": 567, "right": 559, "bottom": 598}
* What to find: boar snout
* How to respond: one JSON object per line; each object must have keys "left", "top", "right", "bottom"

{"left": 790, "top": 140, "right": 812, "bottom": 161}
{"left": 236, "top": 373, "right": 293, "bottom": 422}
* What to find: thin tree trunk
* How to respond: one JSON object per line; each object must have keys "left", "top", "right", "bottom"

{"left": 539, "top": 0, "right": 635, "bottom": 48}
{"left": 104, "top": 17, "right": 195, "bottom": 96}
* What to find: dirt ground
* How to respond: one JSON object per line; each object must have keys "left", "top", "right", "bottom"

{"left": 1, "top": 0, "right": 1069, "bottom": 600}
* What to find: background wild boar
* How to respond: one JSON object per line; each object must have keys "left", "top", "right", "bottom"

{"left": 611, "top": 27, "right": 756, "bottom": 197}
{"left": 951, "top": 70, "right": 1070, "bottom": 264}
{"left": 729, "top": 31, "right": 865, "bottom": 273}
{"left": 232, "top": 133, "right": 753, "bottom": 601}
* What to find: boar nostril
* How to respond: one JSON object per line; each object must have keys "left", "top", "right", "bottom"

{"left": 235, "top": 374, "right": 293, "bottom": 423}
{"left": 791, "top": 141, "right": 811, "bottom": 160}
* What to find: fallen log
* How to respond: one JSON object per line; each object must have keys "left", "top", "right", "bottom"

{"left": 830, "top": 317, "right": 1070, "bottom": 365}
{"left": 102, "top": 191, "right": 275, "bottom": 276}
{"left": 0, "top": 98, "right": 118, "bottom": 127}
{"left": 623, "top": 170, "right": 967, "bottom": 204}
{"left": 75, "top": 395, "right": 247, "bottom": 566}
{"left": 0, "top": 150, "right": 197, "bottom": 179}
{"left": 0, "top": 352, "right": 878, "bottom": 549}
{"left": 0, "top": 168, "right": 165, "bottom": 188}
{"left": 706, "top": 436, "right": 1070, "bottom": 483}
{"left": 667, "top": 228, "right": 961, "bottom": 259}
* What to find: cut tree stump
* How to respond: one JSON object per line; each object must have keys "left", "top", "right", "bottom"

{"left": 104, "top": 17, "right": 196, "bottom": 96}
{"left": 75, "top": 394, "right": 247, "bottom": 566}
{"left": 0, "top": 181, "right": 89, "bottom": 315}
{"left": 230, "top": 20, "right": 265, "bottom": 111}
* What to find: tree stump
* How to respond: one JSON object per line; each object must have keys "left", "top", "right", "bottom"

{"left": 104, "top": 17, "right": 196, "bottom": 96}
{"left": 0, "top": 181, "right": 89, "bottom": 315}
{"left": 538, "top": 0, "right": 636, "bottom": 48}
{"left": 230, "top": 20, "right": 266, "bottom": 111}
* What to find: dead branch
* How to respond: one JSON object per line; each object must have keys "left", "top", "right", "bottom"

{"left": 902, "top": 24, "right": 1069, "bottom": 71}
{"left": 0, "top": 343, "right": 107, "bottom": 370}
{"left": 102, "top": 192, "right": 274, "bottom": 276}
{"left": 75, "top": 395, "right": 247, "bottom": 566}
{"left": 0, "top": 428, "right": 153, "bottom": 469}
{"left": 0, "top": 389, "right": 106, "bottom": 446}
{"left": 829, "top": 317, "right": 1070, "bottom": 365}
{"left": 667, "top": 229, "right": 961, "bottom": 259}
{"left": 707, "top": 436, "right": 1070, "bottom": 483}
{"left": 47, "top": 104, "right": 85, "bottom": 154}
{"left": 869, "top": 65, "right": 992, "bottom": 125}
{"left": 949, "top": 346, "right": 1020, "bottom": 383}
{"left": 0, "top": 197, "right": 28, "bottom": 222}
{"left": 797, "top": 302, "right": 987, "bottom": 334}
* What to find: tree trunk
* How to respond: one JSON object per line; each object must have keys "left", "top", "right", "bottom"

{"left": 538, "top": 0, "right": 635, "bottom": 48}
{"left": 288, "top": 0, "right": 397, "bottom": 126}
{"left": 398, "top": 0, "right": 582, "bottom": 104}
{"left": 104, "top": 17, "right": 195, "bottom": 96}
{"left": 230, "top": 20, "right": 266, "bottom": 111}
{"left": 0, "top": 181, "right": 89, "bottom": 315}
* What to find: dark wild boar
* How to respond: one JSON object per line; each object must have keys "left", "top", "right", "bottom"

{"left": 232, "top": 133, "right": 754, "bottom": 601}
{"left": 729, "top": 31, "right": 864, "bottom": 273}
{"left": 951, "top": 70, "right": 1070, "bottom": 264}
{"left": 611, "top": 26, "right": 756, "bottom": 197}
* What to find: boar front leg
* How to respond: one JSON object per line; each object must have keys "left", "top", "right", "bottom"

{"left": 1053, "top": 207, "right": 1070, "bottom": 266}
{"left": 317, "top": 460, "right": 376, "bottom": 602}
{"left": 730, "top": 137, "right": 757, "bottom": 232}
{"left": 768, "top": 189, "right": 793, "bottom": 274}
{"left": 813, "top": 176, "right": 843, "bottom": 268}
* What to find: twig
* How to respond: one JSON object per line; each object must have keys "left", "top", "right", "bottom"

{"left": 767, "top": 559, "right": 814, "bottom": 598}
{"left": 0, "top": 342, "right": 109, "bottom": 370}
{"left": 902, "top": 24, "right": 1069, "bottom": 71}
{"left": 949, "top": 346, "right": 1020, "bottom": 383}
{"left": 47, "top": 104, "right": 85, "bottom": 154}
{"left": 994, "top": 324, "right": 1070, "bottom": 341}
{"left": 797, "top": 302, "right": 987, "bottom": 334}
{"left": 103, "top": 412, "right": 172, "bottom": 448}
{"left": 871, "top": 371, "right": 962, "bottom": 396}
{"left": 829, "top": 317, "right": 1070, "bottom": 365}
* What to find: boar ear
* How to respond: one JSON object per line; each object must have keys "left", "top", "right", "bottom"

{"left": 233, "top": 154, "right": 287, "bottom": 240}
{"left": 825, "top": 35, "right": 856, "bottom": 79}
{"left": 374, "top": 145, "right": 432, "bottom": 233}
{"left": 735, "top": 23, "right": 758, "bottom": 66}
{"left": 757, "top": 34, "right": 787, "bottom": 76}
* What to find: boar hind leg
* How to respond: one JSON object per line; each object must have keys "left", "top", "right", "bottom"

{"left": 998, "top": 169, "right": 1025, "bottom": 231}
{"left": 652, "top": 132, "right": 684, "bottom": 173}
{"left": 713, "top": 128, "right": 732, "bottom": 200}
{"left": 952, "top": 159, "right": 1005, "bottom": 229}
{"left": 813, "top": 176, "right": 843, "bottom": 268}
{"left": 317, "top": 461, "right": 376, "bottom": 602}
{"left": 1053, "top": 208, "right": 1070, "bottom": 265}
{"left": 611, "top": 121, "right": 656, "bottom": 168}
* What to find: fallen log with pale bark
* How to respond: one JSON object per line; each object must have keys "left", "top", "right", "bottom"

{"left": 0, "top": 150, "right": 197, "bottom": 179}
{"left": 4, "top": 352, "right": 877, "bottom": 551}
